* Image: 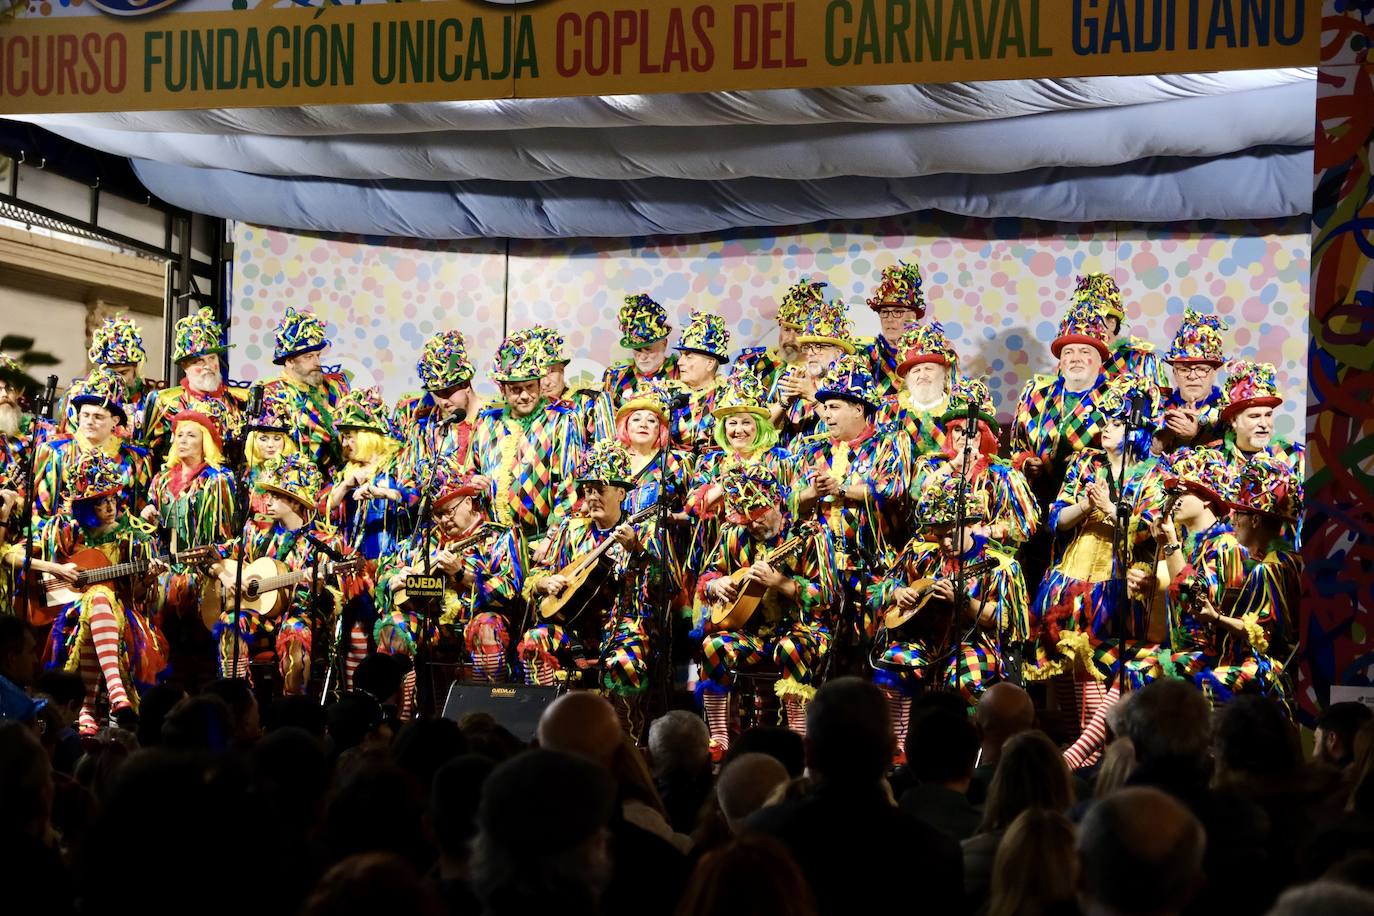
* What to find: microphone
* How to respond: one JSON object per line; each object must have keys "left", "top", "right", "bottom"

{"left": 246, "top": 382, "right": 264, "bottom": 420}
{"left": 305, "top": 532, "right": 346, "bottom": 563}
{"left": 1128, "top": 393, "right": 1145, "bottom": 430}
{"left": 41, "top": 375, "right": 58, "bottom": 421}
{"left": 442, "top": 406, "right": 467, "bottom": 426}
{"left": 668, "top": 391, "right": 691, "bottom": 411}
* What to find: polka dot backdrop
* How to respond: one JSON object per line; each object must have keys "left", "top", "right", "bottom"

{"left": 232, "top": 213, "right": 1309, "bottom": 441}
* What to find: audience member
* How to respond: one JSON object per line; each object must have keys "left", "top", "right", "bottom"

{"left": 0, "top": 615, "right": 42, "bottom": 723}
{"left": 1266, "top": 882, "right": 1374, "bottom": 916}
{"left": 327, "top": 691, "right": 391, "bottom": 764}
{"left": 203, "top": 677, "right": 263, "bottom": 747}
{"left": 391, "top": 717, "right": 468, "bottom": 790}
{"left": 134, "top": 683, "right": 186, "bottom": 748}
{"left": 34, "top": 671, "right": 86, "bottom": 774}
{"left": 324, "top": 762, "right": 432, "bottom": 870}
{"left": 725, "top": 725, "right": 806, "bottom": 778}
{"left": 0, "top": 721, "right": 70, "bottom": 916}
{"left": 250, "top": 727, "right": 333, "bottom": 913}
{"left": 353, "top": 653, "right": 405, "bottom": 709}
{"left": 1315, "top": 702, "right": 1374, "bottom": 772}
{"left": 649, "top": 710, "right": 715, "bottom": 835}
{"left": 716, "top": 752, "right": 789, "bottom": 833}
{"left": 970, "top": 682, "right": 1035, "bottom": 804}
{"left": 1094, "top": 737, "right": 1136, "bottom": 799}
{"left": 455, "top": 713, "right": 524, "bottom": 763}
{"left": 747, "top": 677, "right": 963, "bottom": 916}
{"left": 300, "top": 852, "right": 444, "bottom": 916}
{"left": 987, "top": 808, "right": 1078, "bottom": 916}
{"left": 674, "top": 834, "right": 819, "bottom": 916}
{"left": 1078, "top": 786, "right": 1205, "bottom": 916}
{"left": 264, "top": 694, "right": 330, "bottom": 737}
{"left": 472, "top": 749, "right": 615, "bottom": 916}
{"left": 429, "top": 755, "right": 494, "bottom": 916}
{"left": 963, "top": 729, "right": 1074, "bottom": 910}
{"left": 900, "top": 709, "right": 983, "bottom": 841}
{"left": 160, "top": 693, "right": 234, "bottom": 753}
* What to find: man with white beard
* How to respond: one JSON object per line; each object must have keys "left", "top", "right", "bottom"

{"left": 258, "top": 308, "right": 350, "bottom": 476}
{"left": 145, "top": 308, "right": 250, "bottom": 464}
{"left": 0, "top": 356, "right": 35, "bottom": 535}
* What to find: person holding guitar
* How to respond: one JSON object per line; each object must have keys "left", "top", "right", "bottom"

{"left": 519, "top": 441, "right": 661, "bottom": 735}
{"left": 205, "top": 453, "right": 346, "bottom": 693}
{"left": 5, "top": 451, "right": 168, "bottom": 734}
{"left": 872, "top": 478, "right": 1029, "bottom": 754}
{"left": 376, "top": 463, "right": 526, "bottom": 709}
{"left": 695, "top": 465, "right": 836, "bottom": 760}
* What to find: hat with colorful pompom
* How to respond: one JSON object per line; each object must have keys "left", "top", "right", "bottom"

{"left": 1229, "top": 454, "right": 1302, "bottom": 521}
{"left": 941, "top": 376, "right": 999, "bottom": 434}
{"left": 491, "top": 330, "right": 545, "bottom": 384}
{"left": 526, "top": 325, "right": 571, "bottom": 368}
{"left": 272, "top": 308, "right": 331, "bottom": 365}
{"left": 619, "top": 294, "right": 673, "bottom": 350}
{"left": 1094, "top": 372, "right": 1161, "bottom": 432}
{"left": 335, "top": 386, "right": 394, "bottom": 436}
{"left": 68, "top": 450, "right": 125, "bottom": 505}
{"left": 577, "top": 440, "right": 635, "bottom": 488}
{"left": 712, "top": 365, "right": 771, "bottom": 421}
{"left": 172, "top": 307, "right": 231, "bottom": 364}
{"left": 616, "top": 377, "right": 680, "bottom": 423}
{"left": 676, "top": 311, "right": 731, "bottom": 364}
{"left": 1165, "top": 309, "right": 1228, "bottom": 366}
{"left": 258, "top": 453, "right": 324, "bottom": 511}
{"left": 777, "top": 277, "right": 827, "bottom": 330}
{"left": 171, "top": 397, "right": 232, "bottom": 451}
{"left": 796, "top": 297, "right": 856, "bottom": 354}
{"left": 896, "top": 321, "right": 959, "bottom": 377}
{"left": 88, "top": 314, "right": 146, "bottom": 368}
{"left": 815, "top": 353, "right": 879, "bottom": 411}
{"left": 417, "top": 330, "right": 475, "bottom": 391}
{"left": 866, "top": 260, "right": 927, "bottom": 317}
{"left": 1220, "top": 359, "right": 1282, "bottom": 423}
{"left": 720, "top": 464, "right": 785, "bottom": 525}
{"left": 69, "top": 366, "right": 129, "bottom": 424}
{"left": 916, "top": 473, "right": 990, "bottom": 528}
{"left": 1161, "top": 446, "right": 1235, "bottom": 509}
{"left": 1073, "top": 273, "right": 1125, "bottom": 324}
{"left": 434, "top": 469, "right": 488, "bottom": 512}
{"left": 1051, "top": 295, "right": 1111, "bottom": 361}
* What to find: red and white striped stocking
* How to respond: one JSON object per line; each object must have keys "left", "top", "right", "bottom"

{"left": 76, "top": 640, "right": 101, "bottom": 735}
{"left": 782, "top": 695, "right": 808, "bottom": 735}
{"left": 344, "top": 625, "right": 368, "bottom": 691}
{"left": 1063, "top": 683, "right": 1122, "bottom": 770}
{"left": 879, "top": 685, "right": 912, "bottom": 760}
{"left": 87, "top": 595, "right": 130, "bottom": 712}
{"left": 703, "top": 692, "right": 730, "bottom": 752}
{"left": 219, "top": 632, "right": 252, "bottom": 683}
{"left": 398, "top": 668, "right": 416, "bottom": 721}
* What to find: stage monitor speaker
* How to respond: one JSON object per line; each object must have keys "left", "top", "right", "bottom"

{"left": 441, "top": 682, "right": 558, "bottom": 741}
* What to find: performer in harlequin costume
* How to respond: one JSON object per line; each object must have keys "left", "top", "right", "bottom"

{"left": 601, "top": 293, "right": 679, "bottom": 411}
{"left": 862, "top": 260, "right": 927, "bottom": 400}
{"left": 1124, "top": 447, "right": 1246, "bottom": 691}
{"left": 910, "top": 377, "right": 1040, "bottom": 548}
{"left": 34, "top": 367, "right": 152, "bottom": 519}
{"left": 0, "top": 355, "right": 43, "bottom": 547}
{"left": 1011, "top": 295, "right": 1114, "bottom": 591}
{"left": 1213, "top": 359, "right": 1305, "bottom": 477}
{"left": 871, "top": 478, "right": 1029, "bottom": 752}
{"left": 1023, "top": 375, "right": 1165, "bottom": 768}
{"left": 1198, "top": 455, "right": 1301, "bottom": 704}
{"left": 469, "top": 333, "right": 585, "bottom": 548}
{"left": 793, "top": 354, "right": 905, "bottom": 650}
{"left": 321, "top": 387, "right": 416, "bottom": 689}
{"left": 61, "top": 314, "right": 161, "bottom": 436}
{"left": 376, "top": 463, "right": 525, "bottom": 715}
{"left": 696, "top": 466, "right": 836, "bottom": 758}
{"left": 206, "top": 453, "right": 345, "bottom": 693}
{"left": 395, "top": 329, "right": 480, "bottom": 474}
{"left": 145, "top": 308, "right": 250, "bottom": 463}
{"left": 770, "top": 296, "right": 855, "bottom": 444}
{"left": 874, "top": 321, "right": 959, "bottom": 461}
{"left": 526, "top": 325, "right": 614, "bottom": 445}
{"left": 140, "top": 399, "right": 237, "bottom": 629}
{"left": 242, "top": 388, "right": 297, "bottom": 522}
{"left": 520, "top": 441, "right": 664, "bottom": 734}
{"left": 1156, "top": 309, "right": 1228, "bottom": 453}
{"left": 734, "top": 277, "right": 822, "bottom": 395}
{"left": 1076, "top": 273, "right": 1168, "bottom": 388}
{"left": 4, "top": 452, "right": 167, "bottom": 733}
{"left": 671, "top": 311, "right": 731, "bottom": 453}
{"left": 259, "top": 308, "right": 350, "bottom": 475}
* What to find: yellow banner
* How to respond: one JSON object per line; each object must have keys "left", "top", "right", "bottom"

{"left": 0, "top": 0, "right": 1321, "bottom": 114}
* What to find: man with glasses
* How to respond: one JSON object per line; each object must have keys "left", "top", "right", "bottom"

{"left": 769, "top": 297, "right": 855, "bottom": 445}
{"left": 863, "top": 260, "right": 928, "bottom": 400}
{"left": 1157, "top": 309, "right": 1228, "bottom": 453}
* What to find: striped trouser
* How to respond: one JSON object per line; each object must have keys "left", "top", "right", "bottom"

{"left": 700, "top": 622, "right": 830, "bottom": 691}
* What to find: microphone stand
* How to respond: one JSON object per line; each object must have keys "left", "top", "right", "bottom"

{"left": 947, "top": 398, "right": 978, "bottom": 685}
{"left": 18, "top": 375, "right": 57, "bottom": 622}
{"left": 1108, "top": 399, "right": 1145, "bottom": 701}
{"left": 653, "top": 425, "right": 675, "bottom": 713}
{"left": 412, "top": 478, "right": 439, "bottom": 718}
{"left": 229, "top": 385, "right": 263, "bottom": 684}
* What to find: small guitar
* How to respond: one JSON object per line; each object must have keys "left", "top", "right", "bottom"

{"left": 201, "top": 554, "right": 364, "bottom": 627}
{"left": 707, "top": 529, "right": 813, "bottom": 631}
{"left": 537, "top": 506, "right": 658, "bottom": 622}
{"left": 392, "top": 523, "right": 499, "bottom": 607}
{"left": 881, "top": 559, "right": 996, "bottom": 631}
{"left": 25, "top": 545, "right": 217, "bottom": 627}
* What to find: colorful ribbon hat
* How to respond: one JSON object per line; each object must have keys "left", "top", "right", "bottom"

{"left": 712, "top": 366, "right": 771, "bottom": 421}
{"left": 1073, "top": 273, "right": 1125, "bottom": 324}
{"left": 917, "top": 473, "right": 990, "bottom": 528}
{"left": 68, "top": 450, "right": 125, "bottom": 504}
{"left": 272, "top": 308, "right": 331, "bottom": 365}
{"left": 1161, "top": 446, "right": 1236, "bottom": 508}
{"left": 417, "top": 330, "right": 475, "bottom": 391}
{"left": 491, "top": 330, "right": 545, "bottom": 384}
{"left": 1165, "top": 309, "right": 1228, "bottom": 366}
{"left": 88, "top": 314, "right": 146, "bottom": 367}
{"left": 896, "top": 321, "right": 959, "bottom": 378}
{"left": 1051, "top": 296, "right": 1111, "bottom": 361}
{"left": 69, "top": 366, "right": 130, "bottom": 424}
{"left": 619, "top": 294, "right": 673, "bottom": 350}
{"left": 172, "top": 307, "right": 231, "bottom": 364}
{"left": 815, "top": 353, "right": 879, "bottom": 411}
{"left": 866, "top": 260, "right": 927, "bottom": 318}
{"left": 676, "top": 311, "right": 731, "bottom": 364}
{"left": 796, "top": 297, "right": 856, "bottom": 355}
{"left": 777, "top": 277, "right": 828, "bottom": 331}
{"left": 720, "top": 464, "right": 785, "bottom": 524}
{"left": 1229, "top": 454, "right": 1302, "bottom": 521}
{"left": 258, "top": 453, "right": 324, "bottom": 510}
{"left": 335, "top": 386, "right": 394, "bottom": 436}
{"left": 577, "top": 440, "right": 635, "bottom": 488}
{"left": 1220, "top": 360, "right": 1282, "bottom": 422}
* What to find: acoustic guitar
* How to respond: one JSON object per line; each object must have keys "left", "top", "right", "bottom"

{"left": 201, "top": 555, "right": 364, "bottom": 628}
{"left": 707, "top": 531, "right": 812, "bottom": 631}
{"left": 23, "top": 544, "right": 217, "bottom": 627}
{"left": 392, "top": 523, "right": 498, "bottom": 607}
{"left": 537, "top": 506, "right": 658, "bottom": 623}
{"left": 881, "top": 559, "right": 996, "bottom": 631}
